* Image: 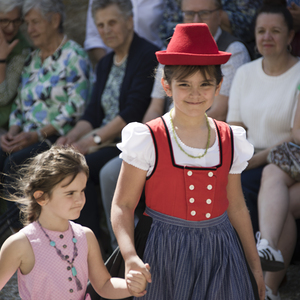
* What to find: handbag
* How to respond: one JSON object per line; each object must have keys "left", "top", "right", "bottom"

{"left": 267, "top": 142, "right": 300, "bottom": 181}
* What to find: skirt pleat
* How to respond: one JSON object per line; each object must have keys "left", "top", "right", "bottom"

{"left": 135, "top": 208, "right": 256, "bottom": 300}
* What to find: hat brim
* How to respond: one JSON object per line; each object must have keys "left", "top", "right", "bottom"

{"left": 156, "top": 50, "right": 231, "bottom": 65}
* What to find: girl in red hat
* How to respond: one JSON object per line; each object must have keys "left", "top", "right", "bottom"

{"left": 111, "top": 23, "right": 265, "bottom": 300}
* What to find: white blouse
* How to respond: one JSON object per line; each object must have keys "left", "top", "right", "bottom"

{"left": 118, "top": 113, "right": 254, "bottom": 177}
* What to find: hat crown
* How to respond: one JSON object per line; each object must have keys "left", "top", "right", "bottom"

{"left": 167, "top": 23, "right": 219, "bottom": 55}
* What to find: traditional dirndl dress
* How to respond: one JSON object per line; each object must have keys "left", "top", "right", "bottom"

{"left": 131, "top": 117, "right": 258, "bottom": 300}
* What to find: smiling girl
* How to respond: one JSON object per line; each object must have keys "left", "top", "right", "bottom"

{"left": 111, "top": 23, "right": 265, "bottom": 300}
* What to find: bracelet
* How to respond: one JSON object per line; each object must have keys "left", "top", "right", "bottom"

{"left": 0, "top": 59, "right": 7, "bottom": 64}
{"left": 36, "top": 129, "right": 45, "bottom": 142}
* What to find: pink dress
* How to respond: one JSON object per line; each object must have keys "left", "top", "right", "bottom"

{"left": 18, "top": 221, "right": 91, "bottom": 300}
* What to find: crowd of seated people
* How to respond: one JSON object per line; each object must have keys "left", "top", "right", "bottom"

{"left": 0, "top": 0, "right": 93, "bottom": 228}
{"left": 0, "top": 0, "right": 300, "bottom": 299}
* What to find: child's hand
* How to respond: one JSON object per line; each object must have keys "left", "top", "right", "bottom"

{"left": 126, "top": 264, "right": 150, "bottom": 297}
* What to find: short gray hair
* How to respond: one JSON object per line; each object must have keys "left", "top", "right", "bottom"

{"left": 91, "top": 0, "right": 133, "bottom": 19}
{"left": 0, "top": 0, "right": 23, "bottom": 14}
{"left": 23, "top": 0, "right": 65, "bottom": 32}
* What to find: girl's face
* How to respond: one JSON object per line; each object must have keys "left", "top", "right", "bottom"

{"left": 162, "top": 70, "right": 221, "bottom": 118}
{"left": 255, "top": 13, "right": 294, "bottom": 58}
{"left": 41, "top": 172, "right": 87, "bottom": 222}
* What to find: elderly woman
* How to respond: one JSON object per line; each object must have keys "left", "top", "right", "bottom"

{"left": 57, "top": 0, "right": 159, "bottom": 238}
{"left": 0, "top": 0, "right": 31, "bottom": 136}
{"left": 0, "top": 0, "right": 93, "bottom": 227}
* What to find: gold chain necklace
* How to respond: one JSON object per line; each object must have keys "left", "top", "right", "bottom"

{"left": 169, "top": 109, "right": 211, "bottom": 159}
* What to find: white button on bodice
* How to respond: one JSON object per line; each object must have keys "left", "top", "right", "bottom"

{"left": 208, "top": 172, "right": 213, "bottom": 177}
{"left": 187, "top": 171, "right": 193, "bottom": 176}
{"left": 205, "top": 213, "right": 211, "bottom": 218}
{"left": 189, "top": 198, "right": 195, "bottom": 203}
{"left": 191, "top": 210, "right": 196, "bottom": 216}
{"left": 189, "top": 185, "right": 194, "bottom": 190}
{"left": 207, "top": 184, "right": 212, "bottom": 190}
{"left": 206, "top": 199, "right": 212, "bottom": 204}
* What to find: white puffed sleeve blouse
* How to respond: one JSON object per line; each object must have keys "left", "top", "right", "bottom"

{"left": 118, "top": 113, "right": 254, "bottom": 177}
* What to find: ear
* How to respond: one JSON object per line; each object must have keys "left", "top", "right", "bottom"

{"left": 215, "top": 78, "right": 223, "bottom": 96}
{"left": 161, "top": 78, "right": 172, "bottom": 97}
{"left": 50, "top": 12, "right": 61, "bottom": 30}
{"left": 33, "top": 190, "right": 48, "bottom": 206}
{"left": 288, "top": 29, "right": 295, "bottom": 46}
{"left": 127, "top": 15, "right": 134, "bottom": 31}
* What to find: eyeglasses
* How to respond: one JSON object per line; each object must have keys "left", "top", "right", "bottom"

{"left": 182, "top": 8, "right": 220, "bottom": 22}
{"left": 0, "top": 18, "right": 23, "bottom": 28}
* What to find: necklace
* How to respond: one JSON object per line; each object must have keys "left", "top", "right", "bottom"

{"left": 169, "top": 109, "right": 211, "bottom": 159}
{"left": 37, "top": 220, "right": 83, "bottom": 291}
{"left": 113, "top": 54, "right": 128, "bottom": 66}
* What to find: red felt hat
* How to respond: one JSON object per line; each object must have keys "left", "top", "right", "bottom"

{"left": 156, "top": 23, "right": 231, "bottom": 65}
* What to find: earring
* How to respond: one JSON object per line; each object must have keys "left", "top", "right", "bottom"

{"left": 287, "top": 44, "right": 292, "bottom": 53}
{"left": 254, "top": 45, "right": 259, "bottom": 54}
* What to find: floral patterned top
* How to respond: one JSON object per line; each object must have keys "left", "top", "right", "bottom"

{"left": 222, "top": 0, "right": 263, "bottom": 43}
{"left": 9, "top": 39, "right": 94, "bottom": 136}
{"left": 101, "top": 58, "right": 128, "bottom": 126}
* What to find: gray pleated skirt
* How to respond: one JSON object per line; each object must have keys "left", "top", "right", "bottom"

{"left": 134, "top": 207, "right": 257, "bottom": 300}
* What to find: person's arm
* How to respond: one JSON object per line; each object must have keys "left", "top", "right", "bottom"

{"left": 292, "top": 93, "right": 300, "bottom": 143}
{"left": 1, "top": 124, "right": 58, "bottom": 153}
{"left": 288, "top": 2, "right": 300, "bottom": 32}
{"left": 0, "top": 27, "right": 19, "bottom": 88}
{"left": 56, "top": 120, "right": 93, "bottom": 146}
{"left": 226, "top": 174, "right": 265, "bottom": 300}
{"left": 73, "top": 116, "right": 126, "bottom": 155}
{"left": 207, "top": 94, "right": 229, "bottom": 121}
{"left": 0, "top": 232, "right": 30, "bottom": 290}
{"left": 111, "top": 162, "right": 152, "bottom": 290}
{"left": 142, "top": 97, "right": 165, "bottom": 123}
{"left": 85, "top": 227, "right": 147, "bottom": 298}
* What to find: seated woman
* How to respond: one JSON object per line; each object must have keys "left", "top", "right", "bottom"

{"left": 57, "top": 0, "right": 159, "bottom": 238}
{"left": 0, "top": 0, "right": 93, "bottom": 226}
{"left": 256, "top": 90, "right": 300, "bottom": 300}
{"left": 0, "top": 0, "right": 31, "bottom": 137}
{"left": 226, "top": 0, "right": 300, "bottom": 235}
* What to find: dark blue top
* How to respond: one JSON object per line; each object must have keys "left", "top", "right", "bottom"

{"left": 81, "top": 33, "right": 159, "bottom": 128}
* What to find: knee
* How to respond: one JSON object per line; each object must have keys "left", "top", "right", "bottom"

{"left": 261, "top": 164, "right": 287, "bottom": 185}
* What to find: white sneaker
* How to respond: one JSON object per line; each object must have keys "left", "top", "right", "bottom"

{"left": 256, "top": 232, "right": 284, "bottom": 272}
{"left": 265, "top": 285, "right": 281, "bottom": 300}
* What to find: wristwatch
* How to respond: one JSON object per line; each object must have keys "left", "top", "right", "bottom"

{"left": 93, "top": 133, "right": 102, "bottom": 145}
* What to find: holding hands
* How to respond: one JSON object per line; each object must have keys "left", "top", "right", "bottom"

{"left": 125, "top": 256, "right": 151, "bottom": 297}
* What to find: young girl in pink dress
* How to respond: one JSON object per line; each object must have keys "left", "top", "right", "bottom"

{"left": 111, "top": 23, "right": 265, "bottom": 300}
{"left": 0, "top": 146, "right": 147, "bottom": 299}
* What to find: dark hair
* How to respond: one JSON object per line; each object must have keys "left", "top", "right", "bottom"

{"left": 255, "top": 0, "right": 293, "bottom": 31}
{"left": 163, "top": 65, "right": 223, "bottom": 86}
{"left": 3, "top": 146, "right": 89, "bottom": 225}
